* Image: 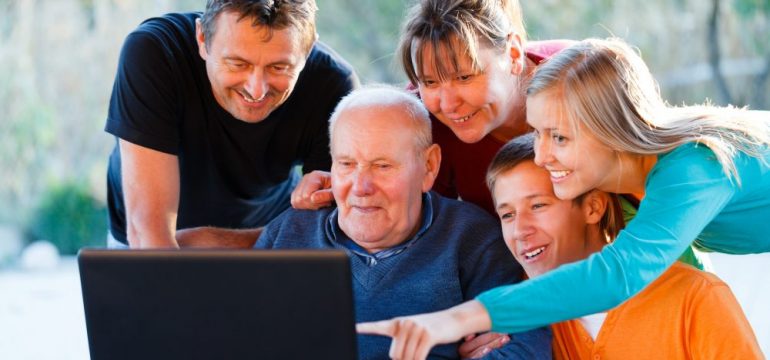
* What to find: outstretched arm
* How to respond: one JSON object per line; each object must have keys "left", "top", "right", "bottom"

{"left": 357, "top": 300, "right": 492, "bottom": 360}
{"left": 478, "top": 144, "right": 737, "bottom": 333}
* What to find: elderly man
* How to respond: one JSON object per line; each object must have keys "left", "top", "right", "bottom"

{"left": 255, "top": 85, "right": 551, "bottom": 360}
{"left": 105, "top": 0, "right": 357, "bottom": 248}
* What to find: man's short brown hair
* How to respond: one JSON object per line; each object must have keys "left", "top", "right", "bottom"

{"left": 200, "top": 0, "right": 318, "bottom": 53}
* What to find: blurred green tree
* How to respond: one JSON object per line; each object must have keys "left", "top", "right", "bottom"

{"left": 317, "top": 0, "right": 408, "bottom": 83}
{"left": 28, "top": 181, "right": 107, "bottom": 255}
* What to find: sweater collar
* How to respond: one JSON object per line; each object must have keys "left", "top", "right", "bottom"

{"left": 325, "top": 192, "right": 435, "bottom": 267}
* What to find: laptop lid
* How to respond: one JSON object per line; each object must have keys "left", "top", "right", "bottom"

{"left": 78, "top": 249, "right": 357, "bottom": 360}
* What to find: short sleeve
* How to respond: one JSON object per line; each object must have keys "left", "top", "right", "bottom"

{"left": 105, "top": 29, "right": 180, "bottom": 155}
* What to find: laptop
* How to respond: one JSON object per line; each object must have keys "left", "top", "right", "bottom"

{"left": 78, "top": 249, "right": 357, "bottom": 360}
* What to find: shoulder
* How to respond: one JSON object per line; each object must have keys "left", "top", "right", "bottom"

{"left": 119, "top": 12, "right": 199, "bottom": 69}
{"left": 647, "top": 143, "right": 732, "bottom": 189}
{"left": 428, "top": 194, "right": 520, "bottom": 293}
{"left": 658, "top": 142, "right": 717, "bottom": 163}
{"left": 129, "top": 12, "right": 198, "bottom": 47}
{"left": 258, "top": 207, "right": 335, "bottom": 248}
{"left": 302, "top": 41, "right": 357, "bottom": 83}
{"left": 668, "top": 262, "right": 727, "bottom": 286}
{"left": 267, "top": 206, "right": 332, "bottom": 230}
{"left": 428, "top": 192, "right": 503, "bottom": 249}
{"left": 430, "top": 192, "right": 499, "bottom": 228}
{"left": 648, "top": 262, "right": 728, "bottom": 295}
{"left": 526, "top": 39, "right": 577, "bottom": 63}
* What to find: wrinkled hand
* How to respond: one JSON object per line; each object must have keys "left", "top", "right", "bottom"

{"left": 357, "top": 301, "right": 491, "bottom": 360}
{"left": 458, "top": 332, "right": 509, "bottom": 359}
{"left": 291, "top": 170, "right": 334, "bottom": 210}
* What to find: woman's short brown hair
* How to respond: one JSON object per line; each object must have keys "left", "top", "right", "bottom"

{"left": 398, "top": 0, "right": 526, "bottom": 86}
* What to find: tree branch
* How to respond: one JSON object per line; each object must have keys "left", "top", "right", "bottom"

{"left": 707, "top": 0, "right": 734, "bottom": 105}
{"left": 751, "top": 53, "right": 770, "bottom": 109}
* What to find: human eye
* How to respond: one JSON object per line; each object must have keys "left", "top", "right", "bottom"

{"left": 420, "top": 78, "right": 438, "bottom": 88}
{"left": 336, "top": 159, "right": 355, "bottom": 168}
{"left": 225, "top": 60, "right": 248, "bottom": 71}
{"left": 456, "top": 73, "right": 475, "bottom": 82}
{"left": 552, "top": 132, "right": 568, "bottom": 145}
{"left": 270, "top": 63, "right": 291, "bottom": 74}
{"left": 498, "top": 210, "right": 515, "bottom": 222}
{"left": 532, "top": 203, "right": 547, "bottom": 210}
{"left": 373, "top": 162, "right": 392, "bottom": 170}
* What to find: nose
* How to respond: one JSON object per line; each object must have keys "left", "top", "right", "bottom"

{"left": 351, "top": 167, "right": 375, "bottom": 197}
{"left": 513, "top": 211, "right": 536, "bottom": 243}
{"left": 533, "top": 135, "right": 553, "bottom": 167}
{"left": 438, "top": 85, "right": 461, "bottom": 115}
{"left": 243, "top": 68, "right": 268, "bottom": 100}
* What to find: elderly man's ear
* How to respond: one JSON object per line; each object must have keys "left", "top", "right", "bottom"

{"left": 421, "top": 144, "right": 442, "bottom": 193}
{"left": 582, "top": 190, "right": 609, "bottom": 225}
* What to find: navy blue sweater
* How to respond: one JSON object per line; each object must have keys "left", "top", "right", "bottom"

{"left": 257, "top": 192, "right": 551, "bottom": 359}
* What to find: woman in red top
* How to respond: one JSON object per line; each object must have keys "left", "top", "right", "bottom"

{"left": 292, "top": 0, "right": 570, "bottom": 215}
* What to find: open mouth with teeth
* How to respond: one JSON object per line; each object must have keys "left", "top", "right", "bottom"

{"left": 523, "top": 245, "right": 547, "bottom": 260}
{"left": 452, "top": 110, "right": 480, "bottom": 124}
{"left": 549, "top": 170, "right": 571, "bottom": 179}
{"left": 239, "top": 91, "right": 267, "bottom": 104}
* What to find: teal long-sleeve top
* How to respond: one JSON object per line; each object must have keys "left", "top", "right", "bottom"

{"left": 477, "top": 142, "right": 770, "bottom": 333}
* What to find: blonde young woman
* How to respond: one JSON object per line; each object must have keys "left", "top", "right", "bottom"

{"left": 358, "top": 38, "right": 770, "bottom": 360}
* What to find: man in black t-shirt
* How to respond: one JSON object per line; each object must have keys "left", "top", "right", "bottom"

{"left": 105, "top": 0, "right": 358, "bottom": 248}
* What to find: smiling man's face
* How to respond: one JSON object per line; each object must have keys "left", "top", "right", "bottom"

{"left": 492, "top": 160, "right": 605, "bottom": 277}
{"left": 197, "top": 11, "right": 308, "bottom": 123}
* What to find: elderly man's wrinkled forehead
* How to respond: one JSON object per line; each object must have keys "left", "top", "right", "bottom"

{"left": 330, "top": 104, "right": 418, "bottom": 151}
{"left": 328, "top": 87, "right": 432, "bottom": 152}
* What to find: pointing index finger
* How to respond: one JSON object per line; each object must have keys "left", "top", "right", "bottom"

{"left": 356, "top": 320, "right": 397, "bottom": 337}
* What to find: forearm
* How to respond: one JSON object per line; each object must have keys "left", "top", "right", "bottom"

{"left": 120, "top": 139, "right": 180, "bottom": 249}
{"left": 176, "top": 226, "right": 262, "bottom": 249}
{"left": 476, "top": 246, "right": 642, "bottom": 334}
{"left": 124, "top": 199, "right": 179, "bottom": 249}
{"left": 448, "top": 300, "right": 493, "bottom": 336}
{"left": 126, "top": 215, "right": 178, "bottom": 248}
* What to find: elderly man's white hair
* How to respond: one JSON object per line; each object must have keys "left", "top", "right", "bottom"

{"left": 328, "top": 84, "right": 432, "bottom": 150}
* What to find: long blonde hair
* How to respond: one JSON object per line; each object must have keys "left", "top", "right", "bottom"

{"left": 528, "top": 38, "right": 770, "bottom": 183}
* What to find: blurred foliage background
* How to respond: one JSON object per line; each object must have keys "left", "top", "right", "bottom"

{"left": 0, "top": 0, "right": 767, "bottom": 254}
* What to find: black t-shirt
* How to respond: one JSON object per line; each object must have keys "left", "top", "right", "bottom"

{"left": 105, "top": 12, "right": 357, "bottom": 243}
